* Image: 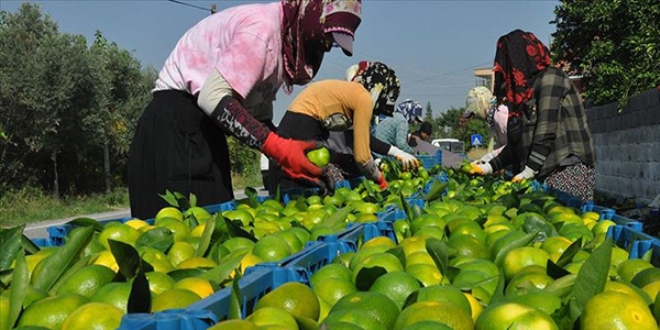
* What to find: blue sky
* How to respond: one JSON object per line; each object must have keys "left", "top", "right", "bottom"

{"left": 2, "top": 0, "right": 558, "bottom": 123}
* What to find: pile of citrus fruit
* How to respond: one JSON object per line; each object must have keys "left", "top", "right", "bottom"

{"left": 3, "top": 164, "right": 659, "bottom": 330}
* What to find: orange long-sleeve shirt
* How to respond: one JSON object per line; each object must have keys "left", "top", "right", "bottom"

{"left": 288, "top": 80, "right": 374, "bottom": 165}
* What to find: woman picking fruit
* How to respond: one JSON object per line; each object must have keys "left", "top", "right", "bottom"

{"left": 463, "top": 86, "right": 509, "bottom": 164}
{"left": 470, "top": 29, "right": 596, "bottom": 200}
{"left": 373, "top": 99, "right": 423, "bottom": 158}
{"left": 127, "top": 0, "right": 362, "bottom": 219}
{"left": 275, "top": 62, "right": 401, "bottom": 191}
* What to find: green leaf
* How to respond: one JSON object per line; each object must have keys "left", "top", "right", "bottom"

{"left": 174, "top": 191, "right": 191, "bottom": 210}
{"left": 228, "top": 270, "right": 242, "bottom": 320}
{"left": 135, "top": 227, "right": 174, "bottom": 252}
{"left": 425, "top": 238, "right": 456, "bottom": 276}
{"left": 546, "top": 260, "right": 572, "bottom": 280}
{"left": 489, "top": 268, "right": 507, "bottom": 305}
{"left": 654, "top": 287, "right": 660, "bottom": 323}
{"left": 521, "top": 214, "right": 559, "bottom": 240}
{"left": 400, "top": 193, "right": 414, "bottom": 223}
{"left": 244, "top": 187, "right": 259, "bottom": 209}
{"left": 295, "top": 196, "right": 308, "bottom": 212}
{"left": 323, "top": 207, "right": 352, "bottom": 232}
{"left": 200, "top": 250, "right": 248, "bottom": 285}
{"left": 387, "top": 246, "right": 406, "bottom": 269}
{"left": 21, "top": 235, "right": 40, "bottom": 255}
{"left": 49, "top": 255, "right": 93, "bottom": 295}
{"left": 0, "top": 226, "right": 24, "bottom": 271}
{"left": 275, "top": 184, "right": 281, "bottom": 204}
{"left": 109, "top": 239, "right": 153, "bottom": 280}
{"left": 158, "top": 190, "right": 179, "bottom": 208}
{"left": 545, "top": 274, "right": 577, "bottom": 298}
{"left": 224, "top": 218, "right": 258, "bottom": 242}
{"left": 494, "top": 231, "right": 539, "bottom": 266}
{"left": 32, "top": 226, "right": 94, "bottom": 292}
{"left": 425, "top": 180, "right": 448, "bottom": 202}
{"left": 189, "top": 193, "right": 198, "bottom": 208}
{"left": 556, "top": 238, "right": 583, "bottom": 267}
{"left": 7, "top": 249, "right": 28, "bottom": 330}
{"left": 127, "top": 271, "right": 151, "bottom": 313}
{"left": 168, "top": 268, "right": 208, "bottom": 282}
{"left": 355, "top": 266, "right": 387, "bottom": 291}
{"left": 67, "top": 218, "right": 103, "bottom": 232}
{"left": 570, "top": 238, "right": 612, "bottom": 321}
{"left": 452, "top": 273, "right": 498, "bottom": 291}
{"left": 197, "top": 217, "right": 216, "bottom": 257}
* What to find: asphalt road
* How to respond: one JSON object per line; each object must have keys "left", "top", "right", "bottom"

{"left": 23, "top": 187, "right": 265, "bottom": 239}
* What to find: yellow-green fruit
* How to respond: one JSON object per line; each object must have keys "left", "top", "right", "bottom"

{"left": 581, "top": 291, "right": 658, "bottom": 330}
{"left": 307, "top": 147, "right": 331, "bottom": 167}
{"left": 60, "top": 302, "right": 124, "bottom": 330}
{"left": 56, "top": 265, "right": 116, "bottom": 298}
{"left": 17, "top": 293, "right": 89, "bottom": 329}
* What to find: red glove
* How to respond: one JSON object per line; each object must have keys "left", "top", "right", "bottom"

{"left": 376, "top": 173, "right": 389, "bottom": 190}
{"left": 262, "top": 132, "right": 324, "bottom": 178}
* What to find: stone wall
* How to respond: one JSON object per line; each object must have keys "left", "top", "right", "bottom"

{"left": 587, "top": 88, "right": 660, "bottom": 204}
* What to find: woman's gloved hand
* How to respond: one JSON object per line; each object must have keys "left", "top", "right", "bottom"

{"left": 469, "top": 162, "right": 493, "bottom": 175}
{"left": 388, "top": 146, "right": 420, "bottom": 170}
{"left": 262, "top": 132, "right": 324, "bottom": 178}
{"left": 361, "top": 157, "right": 388, "bottom": 189}
{"left": 479, "top": 151, "right": 496, "bottom": 164}
{"left": 512, "top": 166, "right": 538, "bottom": 183}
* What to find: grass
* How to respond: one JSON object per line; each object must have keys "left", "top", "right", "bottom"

{"left": 0, "top": 172, "right": 263, "bottom": 228}
{"left": 0, "top": 187, "right": 129, "bottom": 228}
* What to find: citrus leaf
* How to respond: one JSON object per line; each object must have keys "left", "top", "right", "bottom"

{"left": 200, "top": 250, "right": 247, "bottom": 284}
{"left": 521, "top": 214, "right": 558, "bottom": 241}
{"left": 127, "top": 271, "right": 151, "bottom": 313}
{"left": 0, "top": 226, "right": 23, "bottom": 271}
{"left": 228, "top": 270, "right": 242, "bottom": 320}
{"left": 386, "top": 246, "right": 406, "bottom": 268}
{"left": 293, "top": 314, "right": 319, "bottom": 330}
{"left": 109, "top": 239, "right": 153, "bottom": 280}
{"left": 400, "top": 193, "right": 414, "bottom": 223}
{"left": 546, "top": 260, "right": 571, "bottom": 280}
{"left": 168, "top": 268, "right": 207, "bottom": 282}
{"left": 295, "top": 196, "right": 308, "bottom": 211}
{"left": 244, "top": 187, "right": 259, "bottom": 209}
{"left": 7, "top": 249, "right": 28, "bottom": 330}
{"left": 189, "top": 193, "right": 198, "bottom": 208}
{"left": 452, "top": 274, "right": 498, "bottom": 291}
{"left": 32, "top": 226, "right": 94, "bottom": 292}
{"left": 135, "top": 227, "right": 174, "bottom": 252}
{"left": 275, "top": 184, "right": 281, "bottom": 204}
{"left": 224, "top": 218, "right": 257, "bottom": 242}
{"left": 545, "top": 274, "right": 577, "bottom": 298}
{"left": 49, "top": 255, "right": 93, "bottom": 295}
{"left": 654, "top": 287, "right": 660, "bottom": 323}
{"left": 556, "top": 238, "right": 582, "bottom": 267}
{"left": 174, "top": 192, "right": 191, "bottom": 210}
{"left": 425, "top": 179, "right": 448, "bottom": 202}
{"left": 571, "top": 238, "right": 612, "bottom": 321}
{"left": 425, "top": 238, "right": 456, "bottom": 276}
{"left": 158, "top": 190, "right": 179, "bottom": 208}
{"left": 67, "top": 217, "right": 103, "bottom": 232}
{"left": 197, "top": 217, "right": 216, "bottom": 257}
{"left": 21, "top": 235, "right": 40, "bottom": 255}
{"left": 324, "top": 207, "right": 352, "bottom": 231}
{"left": 494, "top": 231, "right": 539, "bottom": 266}
{"left": 549, "top": 302, "right": 575, "bottom": 330}
{"left": 355, "top": 266, "right": 387, "bottom": 291}
{"left": 489, "top": 268, "right": 507, "bottom": 305}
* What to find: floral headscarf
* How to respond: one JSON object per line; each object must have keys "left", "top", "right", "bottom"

{"left": 396, "top": 99, "right": 423, "bottom": 123}
{"left": 493, "top": 30, "right": 551, "bottom": 115}
{"left": 347, "top": 61, "right": 400, "bottom": 116}
{"left": 281, "top": 0, "right": 362, "bottom": 91}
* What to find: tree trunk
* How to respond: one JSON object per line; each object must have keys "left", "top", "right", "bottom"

{"left": 52, "top": 150, "right": 59, "bottom": 199}
{"left": 104, "top": 138, "right": 111, "bottom": 193}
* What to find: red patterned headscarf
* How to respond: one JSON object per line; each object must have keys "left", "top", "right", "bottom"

{"left": 281, "top": 0, "right": 362, "bottom": 92}
{"left": 493, "top": 30, "right": 551, "bottom": 115}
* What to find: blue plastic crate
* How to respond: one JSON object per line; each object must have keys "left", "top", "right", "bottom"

{"left": 282, "top": 240, "right": 354, "bottom": 278}
{"left": 32, "top": 237, "right": 58, "bottom": 247}
{"left": 119, "top": 309, "right": 217, "bottom": 330}
{"left": 342, "top": 221, "right": 398, "bottom": 247}
{"left": 188, "top": 266, "right": 308, "bottom": 321}
{"left": 607, "top": 225, "right": 660, "bottom": 256}
{"left": 377, "top": 208, "right": 406, "bottom": 223}
{"left": 417, "top": 151, "right": 442, "bottom": 170}
{"left": 45, "top": 200, "right": 237, "bottom": 245}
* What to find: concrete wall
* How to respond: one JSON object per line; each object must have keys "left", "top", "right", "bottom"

{"left": 586, "top": 88, "right": 660, "bottom": 204}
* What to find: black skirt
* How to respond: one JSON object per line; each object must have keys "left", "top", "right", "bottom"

{"left": 127, "top": 90, "right": 233, "bottom": 220}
